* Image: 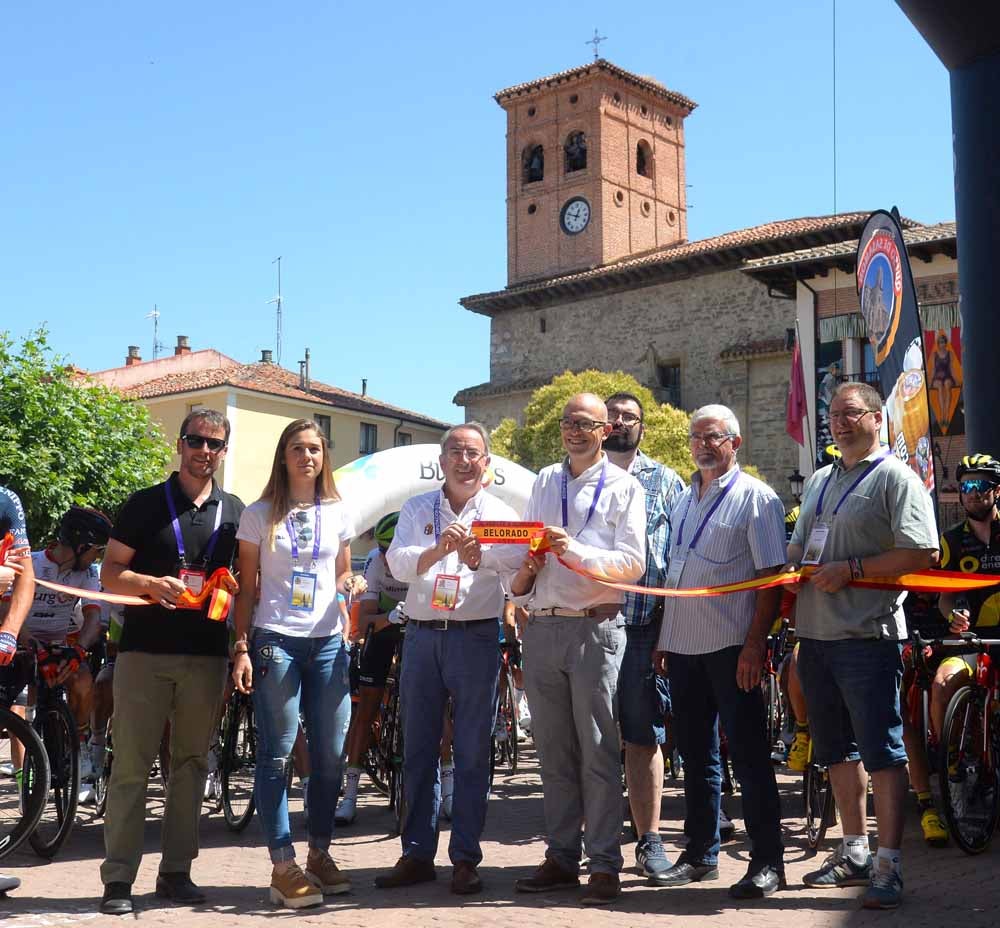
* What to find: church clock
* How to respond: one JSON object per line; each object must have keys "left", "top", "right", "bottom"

{"left": 560, "top": 197, "right": 591, "bottom": 235}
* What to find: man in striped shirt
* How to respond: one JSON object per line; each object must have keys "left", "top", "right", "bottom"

{"left": 653, "top": 404, "right": 786, "bottom": 898}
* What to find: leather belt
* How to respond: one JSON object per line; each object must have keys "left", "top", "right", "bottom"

{"left": 412, "top": 617, "right": 497, "bottom": 631}
{"left": 532, "top": 604, "right": 621, "bottom": 619}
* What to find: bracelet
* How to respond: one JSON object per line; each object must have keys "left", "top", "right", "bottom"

{"left": 233, "top": 642, "right": 249, "bottom": 655}
{"left": 848, "top": 557, "right": 864, "bottom": 580}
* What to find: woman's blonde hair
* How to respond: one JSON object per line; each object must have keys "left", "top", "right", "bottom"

{"left": 259, "top": 419, "right": 340, "bottom": 547}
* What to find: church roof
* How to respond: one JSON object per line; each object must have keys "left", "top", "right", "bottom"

{"left": 742, "top": 220, "right": 957, "bottom": 298}
{"left": 461, "top": 212, "right": 912, "bottom": 316}
{"left": 494, "top": 59, "right": 697, "bottom": 113}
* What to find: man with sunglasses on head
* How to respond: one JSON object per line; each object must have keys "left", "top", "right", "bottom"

{"left": 601, "top": 392, "right": 684, "bottom": 881}
{"left": 98, "top": 410, "right": 244, "bottom": 915}
{"left": 506, "top": 393, "right": 646, "bottom": 905}
{"left": 789, "top": 382, "right": 937, "bottom": 910}
{"left": 652, "top": 404, "right": 786, "bottom": 900}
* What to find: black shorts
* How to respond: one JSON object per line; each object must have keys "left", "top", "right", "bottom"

{"left": 358, "top": 625, "right": 403, "bottom": 688}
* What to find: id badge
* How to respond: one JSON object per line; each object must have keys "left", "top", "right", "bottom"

{"left": 174, "top": 568, "right": 206, "bottom": 609}
{"left": 802, "top": 524, "right": 830, "bottom": 566}
{"left": 431, "top": 574, "right": 461, "bottom": 611}
{"left": 289, "top": 570, "right": 318, "bottom": 612}
{"left": 178, "top": 568, "right": 206, "bottom": 596}
{"left": 664, "top": 555, "right": 686, "bottom": 589}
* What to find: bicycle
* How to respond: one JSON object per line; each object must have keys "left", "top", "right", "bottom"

{"left": 0, "top": 650, "right": 49, "bottom": 860}
{"left": 28, "top": 644, "right": 84, "bottom": 858}
{"left": 491, "top": 640, "right": 520, "bottom": 780}
{"left": 219, "top": 687, "right": 256, "bottom": 832}
{"left": 762, "top": 618, "right": 790, "bottom": 761}
{"left": 937, "top": 632, "right": 1000, "bottom": 855}
{"left": 802, "top": 735, "right": 837, "bottom": 850}
{"left": 365, "top": 620, "right": 406, "bottom": 835}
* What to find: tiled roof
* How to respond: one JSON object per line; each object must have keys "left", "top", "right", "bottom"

{"left": 495, "top": 59, "right": 697, "bottom": 113}
{"left": 742, "top": 221, "right": 957, "bottom": 272}
{"left": 719, "top": 337, "right": 790, "bottom": 361}
{"left": 461, "top": 212, "right": 912, "bottom": 315}
{"left": 453, "top": 372, "right": 568, "bottom": 405}
{"left": 109, "top": 361, "right": 452, "bottom": 430}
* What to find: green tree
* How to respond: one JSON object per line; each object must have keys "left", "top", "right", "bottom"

{"left": 490, "top": 370, "right": 695, "bottom": 475}
{"left": 0, "top": 328, "right": 171, "bottom": 544}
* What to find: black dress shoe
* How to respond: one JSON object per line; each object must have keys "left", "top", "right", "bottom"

{"left": 728, "top": 863, "right": 786, "bottom": 899}
{"left": 649, "top": 859, "right": 719, "bottom": 887}
{"left": 100, "top": 882, "right": 133, "bottom": 915}
{"left": 155, "top": 872, "right": 207, "bottom": 903}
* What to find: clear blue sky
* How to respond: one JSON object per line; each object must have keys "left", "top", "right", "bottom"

{"left": 2, "top": 1, "right": 952, "bottom": 423}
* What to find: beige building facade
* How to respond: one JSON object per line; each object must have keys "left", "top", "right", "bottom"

{"left": 89, "top": 341, "right": 449, "bottom": 508}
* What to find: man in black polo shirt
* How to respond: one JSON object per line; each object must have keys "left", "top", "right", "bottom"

{"left": 98, "top": 409, "right": 243, "bottom": 915}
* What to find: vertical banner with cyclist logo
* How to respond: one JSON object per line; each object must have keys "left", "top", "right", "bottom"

{"left": 855, "top": 208, "right": 938, "bottom": 523}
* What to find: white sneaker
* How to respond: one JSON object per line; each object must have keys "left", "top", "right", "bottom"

{"left": 335, "top": 793, "right": 357, "bottom": 825}
{"left": 78, "top": 782, "right": 97, "bottom": 805}
{"left": 0, "top": 762, "right": 14, "bottom": 777}
{"left": 203, "top": 746, "right": 221, "bottom": 800}
{"left": 440, "top": 763, "right": 455, "bottom": 821}
{"left": 517, "top": 696, "right": 532, "bottom": 738}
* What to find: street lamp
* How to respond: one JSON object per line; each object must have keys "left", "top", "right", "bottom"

{"left": 788, "top": 469, "right": 804, "bottom": 503}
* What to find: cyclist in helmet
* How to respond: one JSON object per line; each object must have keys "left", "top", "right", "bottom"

{"left": 902, "top": 453, "right": 1000, "bottom": 846}
{"left": 10, "top": 506, "right": 111, "bottom": 803}
{"left": 336, "top": 512, "right": 409, "bottom": 824}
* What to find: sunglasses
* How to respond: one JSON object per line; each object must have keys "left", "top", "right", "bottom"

{"left": 181, "top": 434, "right": 226, "bottom": 452}
{"left": 960, "top": 479, "right": 998, "bottom": 495}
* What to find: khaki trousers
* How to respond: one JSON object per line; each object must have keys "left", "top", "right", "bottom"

{"left": 100, "top": 651, "right": 227, "bottom": 885}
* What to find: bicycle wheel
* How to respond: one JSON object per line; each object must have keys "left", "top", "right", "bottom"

{"left": 29, "top": 700, "right": 80, "bottom": 858}
{"left": 803, "top": 762, "right": 835, "bottom": 850}
{"left": 93, "top": 721, "right": 113, "bottom": 818}
{"left": 221, "top": 696, "right": 256, "bottom": 832}
{"left": 939, "top": 685, "right": 1000, "bottom": 854}
{"left": 0, "top": 707, "right": 50, "bottom": 860}
{"left": 387, "top": 690, "right": 406, "bottom": 836}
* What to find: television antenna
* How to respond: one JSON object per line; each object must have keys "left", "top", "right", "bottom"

{"left": 267, "top": 256, "right": 283, "bottom": 364}
{"left": 145, "top": 304, "right": 164, "bottom": 359}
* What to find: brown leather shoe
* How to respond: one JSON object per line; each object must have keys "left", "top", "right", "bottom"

{"left": 514, "top": 858, "right": 580, "bottom": 893}
{"left": 451, "top": 861, "right": 483, "bottom": 895}
{"left": 580, "top": 872, "right": 621, "bottom": 906}
{"left": 374, "top": 855, "right": 436, "bottom": 889}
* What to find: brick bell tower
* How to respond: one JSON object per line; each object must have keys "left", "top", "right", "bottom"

{"left": 497, "top": 59, "right": 697, "bottom": 286}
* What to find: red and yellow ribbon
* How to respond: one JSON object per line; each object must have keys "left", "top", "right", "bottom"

{"left": 468, "top": 522, "right": 1000, "bottom": 598}
{"left": 1, "top": 532, "right": 235, "bottom": 620}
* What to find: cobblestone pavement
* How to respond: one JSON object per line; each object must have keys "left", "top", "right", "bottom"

{"left": 1, "top": 747, "right": 997, "bottom": 928}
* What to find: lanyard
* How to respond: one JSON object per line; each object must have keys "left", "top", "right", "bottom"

{"left": 286, "top": 498, "right": 322, "bottom": 564}
{"left": 433, "top": 493, "right": 483, "bottom": 543}
{"left": 164, "top": 482, "right": 224, "bottom": 566}
{"left": 561, "top": 460, "right": 607, "bottom": 537}
{"left": 815, "top": 450, "right": 891, "bottom": 518}
{"left": 676, "top": 473, "right": 741, "bottom": 552}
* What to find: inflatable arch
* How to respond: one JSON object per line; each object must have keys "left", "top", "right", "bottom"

{"left": 332, "top": 445, "right": 536, "bottom": 535}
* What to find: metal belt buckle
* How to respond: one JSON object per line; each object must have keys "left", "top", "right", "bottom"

{"left": 436, "top": 617, "right": 449, "bottom": 631}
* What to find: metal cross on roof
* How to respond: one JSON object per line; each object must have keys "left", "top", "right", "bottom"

{"left": 585, "top": 28, "right": 607, "bottom": 61}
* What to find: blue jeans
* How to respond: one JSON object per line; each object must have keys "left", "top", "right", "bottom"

{"left": 620, "top": 617, "right": 671, "bottom": 746}
{"left": 667, "top": 646, "right": 783, "bottom": 868}
{"left": 797, "top": 637, "right": 907, "bottom": 771}
{"left": 251, "top": 630, "right": 351, "bottom": 863}
{"left": 400, "top": 620, "right": 499, "bottom": 865}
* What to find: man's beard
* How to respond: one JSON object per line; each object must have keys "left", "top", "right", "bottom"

{"left": 604, "top": 430, "right": 639, "bottom": 453}
{"left": 965, "top": 500, "right": 995, "bottom": 522}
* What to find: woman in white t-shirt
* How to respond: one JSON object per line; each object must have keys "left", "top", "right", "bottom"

{"left": 232, "top": 418, "right": 365, "bottom": 909}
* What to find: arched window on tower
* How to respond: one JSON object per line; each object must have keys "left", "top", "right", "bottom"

{"left": 636, "top": 139, "right": 653, "bottom": 178}
{"left": 522, "top": 144, "right": 544, "bottom": 184}
{"left": 564, "top": 131, "right": 587, "bottom": 173}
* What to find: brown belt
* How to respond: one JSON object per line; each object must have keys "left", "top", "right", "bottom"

{"left": 531, "top": 604, "right": 621, "bottom": 619}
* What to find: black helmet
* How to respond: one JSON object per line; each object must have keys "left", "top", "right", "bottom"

{"left": 820, "top": 443, "right": 842, "bottom": 465}
{"left": 58, "top": 506, "right": 113, "bottom": 551}
{"left": 957, "top": 454, "right": 1000, "bottom": 484}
